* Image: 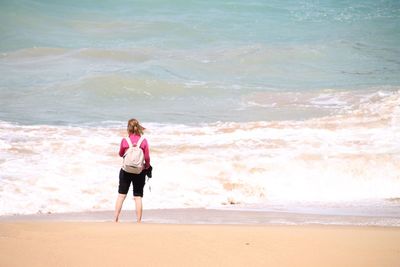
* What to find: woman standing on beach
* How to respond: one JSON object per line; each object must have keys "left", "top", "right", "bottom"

{"left": 114, "top": 118, "right": 151, "bottom": 223}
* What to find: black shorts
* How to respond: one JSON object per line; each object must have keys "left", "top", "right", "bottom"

{"left": 118, "top": 168, "right": 146, "bottom": 197}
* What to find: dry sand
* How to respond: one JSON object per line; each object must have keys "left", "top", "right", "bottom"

{"left": 1, "top": 222, "right": 399, "bottom": 267}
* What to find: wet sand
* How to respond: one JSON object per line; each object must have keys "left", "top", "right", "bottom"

{"left": 1, "top": 208, "right": 399, "bottom": 226}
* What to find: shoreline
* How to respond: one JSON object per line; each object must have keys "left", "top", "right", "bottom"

{"left": 1, "top": 208, "right": 399, "bottom": 227}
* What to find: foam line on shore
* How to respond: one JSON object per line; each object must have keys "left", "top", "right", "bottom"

{"left": 1, "top": 208, "right": 399, "bottom": 227}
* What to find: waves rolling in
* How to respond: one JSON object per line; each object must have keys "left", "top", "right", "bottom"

{"left": 1, "top": 90, "right": 399, "bottom": 218}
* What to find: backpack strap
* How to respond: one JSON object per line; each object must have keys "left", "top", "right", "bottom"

{"left": 135, "top": 136, "right": 145, "bottom": 147}
{"left": 126, "top": 136, "right": 145, "bottom": 148}
{"left": 125, "top": 137, "right": 133, "bottom": 148}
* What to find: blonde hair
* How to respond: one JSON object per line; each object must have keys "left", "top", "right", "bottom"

{"left": 127, "top": 118, "right": 145, "bottom": 135}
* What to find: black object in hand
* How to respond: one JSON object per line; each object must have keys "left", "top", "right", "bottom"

{"left": 146, "top": 165, "right": 153, "bottom": 178}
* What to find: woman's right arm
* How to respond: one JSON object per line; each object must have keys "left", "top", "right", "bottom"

{"left": 143, "top": 139, "right": 150, "bottom": 169}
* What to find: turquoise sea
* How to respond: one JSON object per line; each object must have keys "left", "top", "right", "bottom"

{"left": 1, "top": 0, "right": 399, "bottom": 124}
{"left": 0, "top": 0, "right": 399, "bottom": 224}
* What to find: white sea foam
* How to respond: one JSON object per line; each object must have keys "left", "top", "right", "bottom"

{"left": 0, "top": 91, "right": 399, "bottom": 217}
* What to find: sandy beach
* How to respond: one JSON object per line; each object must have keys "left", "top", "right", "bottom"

{"left": 1, "top": 221, "right": 399, "bottom": 267}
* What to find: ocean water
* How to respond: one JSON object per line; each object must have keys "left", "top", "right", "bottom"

{"left": 0, "top": 0, "right": 400, "bottom": 224}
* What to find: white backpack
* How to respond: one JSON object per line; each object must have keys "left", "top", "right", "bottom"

{"left": 122, "top": 136, "right": 145, "bottom": 174}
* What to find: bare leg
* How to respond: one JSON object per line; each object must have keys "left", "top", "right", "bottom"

{"left": 134, "top": 196, "right": 143, "bottom": 223}
{"left": 114, "top": 194, "right": 127, "bottom": 222}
